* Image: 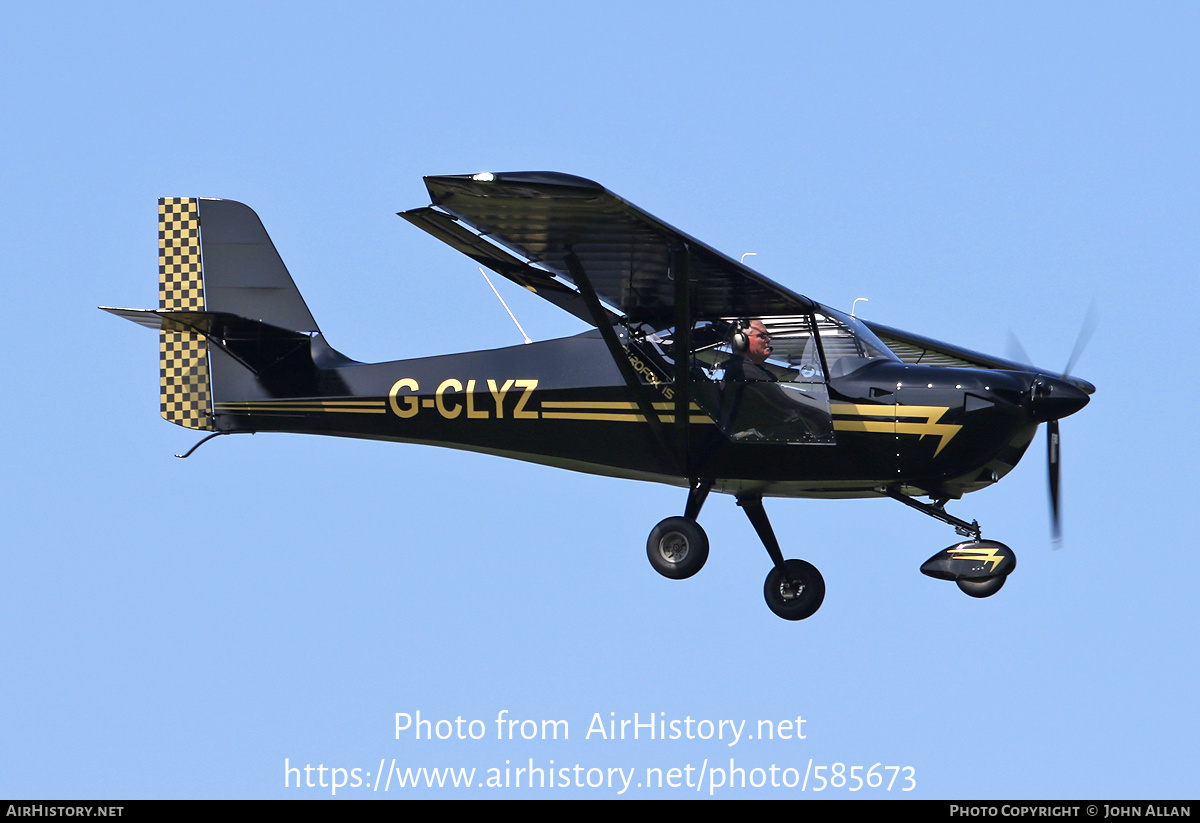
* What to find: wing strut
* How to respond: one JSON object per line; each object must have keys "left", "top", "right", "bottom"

{"left": 565, "top": 250, "right": 681, "bottom": 472}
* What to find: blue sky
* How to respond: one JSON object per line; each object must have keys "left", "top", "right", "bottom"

{"left": 2, "top": 2, "right": 1197, "bottom": 799}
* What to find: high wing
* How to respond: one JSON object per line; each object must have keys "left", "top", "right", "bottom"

{"left": 400, "top": 171, "right": 1095, "bottom": 396}
{"left": 400, "top": 171, "right": 816, "bottom": 329}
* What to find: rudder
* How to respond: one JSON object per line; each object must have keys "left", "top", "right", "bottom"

{"left": 158, "top": 197, "right": 213, "bottom": 431}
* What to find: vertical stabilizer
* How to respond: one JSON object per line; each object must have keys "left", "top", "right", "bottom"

{"left": 158, "top": 198, "right": 214, "bottom": 430}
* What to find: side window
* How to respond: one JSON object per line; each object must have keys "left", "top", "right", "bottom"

{"left": 690, "top": 315, "right": 836, "bottom": 445}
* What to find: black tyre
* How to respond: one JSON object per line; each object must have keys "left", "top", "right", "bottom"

{"left": 957, "top": 576, "right": 1006, "bottom": 598}
{"left": 646, "top": 517, "right": 709, "bottom": 580}
{"left": 763, "top": 559, "right": 825, "bottom": 620}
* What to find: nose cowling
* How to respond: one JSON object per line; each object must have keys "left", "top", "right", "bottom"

{"left": 1028, "top": 375, "right": 1090, "bottom": 423}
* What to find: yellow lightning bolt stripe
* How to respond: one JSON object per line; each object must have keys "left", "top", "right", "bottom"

{"left": 541, "top": 400, "right": 638, "bottom": 409}
{"left": 540, "top": 399, "right": 706, "bottom": 423}
{"left": 540, "top": 411, "right": 709, "bottom": 423}
{"left": 540, "top": 400, "right": 702, "bottom": 411}
{"left": 540, "top": 411, "right": 640, "bottom": 421}
{"left": 215, "top": 398, "right": 714, "bottom": 422}
{"left": 214, "top": 400, "right": 387, "bottom": 414}
{"left": 829, "top": 403, "right": 962, "bottom": 456}
{"left": 216, "top": 403, "right": 384, "bottom": 410}
{"left": 947, "top": 546, "right": 1006, "bottom": 573}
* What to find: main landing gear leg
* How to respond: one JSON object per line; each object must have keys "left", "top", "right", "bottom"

{"left": 684, "top": 478, "right": 711, "bottom": 521}
{"left": 887, "top": 490, "right": 1016, "bottom": 599}
{"left": 737, "top": 495, "right": 825, "bottom": 621}
{"left": 646, "top": 479, "right": 712, "bottom": 580}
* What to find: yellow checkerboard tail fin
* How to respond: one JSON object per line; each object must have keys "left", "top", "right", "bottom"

{"left": 101, "top": 197, "right": 331, "bottom": 428}
{"left": 158, "top": 197, "right": 214, "bottom": 431}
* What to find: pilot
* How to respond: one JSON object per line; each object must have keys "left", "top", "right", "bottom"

{"left": 724, "top": 319, "right": 775, "bottom": 382}
{"left": 720, "top": 319, "right": 828, "bottom": 442}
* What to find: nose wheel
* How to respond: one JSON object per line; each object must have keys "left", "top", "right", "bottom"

{"left": 956, "top": 575, "right": 1006, "bottom": 598}
{"left": 892, "top": 492, "right": 1018, "bottom": 600}
{"left": 920, "top": 538, "right": 1016, "bottom": 598}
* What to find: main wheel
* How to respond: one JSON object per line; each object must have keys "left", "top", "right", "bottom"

{"left": 646, "top": 516, "right": 709, "bottom": 579}
{"left": 956, "top": 576, "right": 1006, "bottom": 598}
{"left": 764, "top": 559, "right": 825, "bottom": 620}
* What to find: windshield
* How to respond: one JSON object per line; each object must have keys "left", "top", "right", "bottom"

{"left": 813, "top": 306, "right": 898, "bottom": 377}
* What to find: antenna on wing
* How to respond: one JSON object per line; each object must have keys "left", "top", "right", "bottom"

{"left": 479, "top": 267, "right": 532, "bottom": 344}
{"left": 740, "top": 252, "right": 757, "bottom": 264}
{"left": 851, "top": 297, "right": 869, "bottom": 318}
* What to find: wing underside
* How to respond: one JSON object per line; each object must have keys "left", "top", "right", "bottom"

{"left": 400, "top": 171, "right": 816, "bottom": 329}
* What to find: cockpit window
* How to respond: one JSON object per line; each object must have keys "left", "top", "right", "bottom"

{"left": 642, "top": 308, "right": 896, "bottom": 385}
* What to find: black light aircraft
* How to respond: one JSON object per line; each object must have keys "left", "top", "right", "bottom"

{"left": 103, "top": 172, "right": 1093, "bottom": 620}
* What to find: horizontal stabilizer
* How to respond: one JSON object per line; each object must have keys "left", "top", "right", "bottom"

{"left": 101, "top": 306, "right": 172, "bottom": 330}
{"left": 100, "top": 307, "right": 316, "bottom": 377}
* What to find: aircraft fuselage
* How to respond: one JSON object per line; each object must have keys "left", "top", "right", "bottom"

{"left": 209, "top": 331, "right": 1084, "bottom": 502}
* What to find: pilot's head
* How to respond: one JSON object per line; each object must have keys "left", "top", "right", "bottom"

{"left": 744, "top": 319, "right": 772, "bottom": 364}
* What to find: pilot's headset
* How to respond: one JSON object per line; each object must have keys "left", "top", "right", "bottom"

{"left": 731, "top": 319, "right": 751, "bottom": 354}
